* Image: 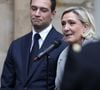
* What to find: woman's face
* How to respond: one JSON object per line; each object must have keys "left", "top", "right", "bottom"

{"left": 61, "top": 12, "right": 86, "bottom": 44}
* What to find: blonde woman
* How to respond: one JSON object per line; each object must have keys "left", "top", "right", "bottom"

{"left": 55, "top": 6, "right": 98, "bottom": 90}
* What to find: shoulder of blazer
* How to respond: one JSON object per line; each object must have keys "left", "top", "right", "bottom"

{"left": 51, "top": 26, "right": 63, "bottom": 37}
{"left": 14, "top": 32, "right": 32, "bottom": 42}
{"left": 46, "top": 26, "right": 64, "bottom": 45}
{"left": 9, "top": 32, "right": 32, "bottom": 50}
{"left": 12, "top": 32, "right": 32, "bottom": 44}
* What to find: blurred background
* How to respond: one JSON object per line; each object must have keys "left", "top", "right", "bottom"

{"left": 0, "top": 0, "right": 100, "bottom": 85}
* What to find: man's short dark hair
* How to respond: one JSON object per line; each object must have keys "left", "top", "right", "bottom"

{"left": 30, "top": 0, "right": 56, "bottom": 12}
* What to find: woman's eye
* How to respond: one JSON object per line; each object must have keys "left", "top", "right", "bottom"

{"left": 69, "top": 21, "right": 76, "bottom": 25}
{"left": 61, "top": 21, "right": 66, "bottom": 26}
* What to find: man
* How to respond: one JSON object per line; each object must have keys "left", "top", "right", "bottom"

{"left": 60, "top": 41, "right": 100, "bottom": 90}
{"left": 0, "top": 0, "right": 66, "bottom": 90}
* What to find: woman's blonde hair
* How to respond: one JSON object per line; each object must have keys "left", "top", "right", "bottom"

{"left": 61, "top": 6, "right": 96, "bottom": 39}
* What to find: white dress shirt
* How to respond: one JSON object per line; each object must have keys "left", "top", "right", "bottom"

{"left": 30, "top": 24, "right": 52, "bottom": 51}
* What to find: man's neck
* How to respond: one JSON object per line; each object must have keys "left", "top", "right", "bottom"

{"left": 33, "top": 24, "right": 51, "bottom": 33}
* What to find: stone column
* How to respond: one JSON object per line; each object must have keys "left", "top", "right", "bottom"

{"left": 14, "top": 0, "right": 31, "bottom": 39}
{"left": 0, "top": 0, "right": 14, "bottom": 52}
{"left": 0, "top": 0, "right": 14, "bottom": 86}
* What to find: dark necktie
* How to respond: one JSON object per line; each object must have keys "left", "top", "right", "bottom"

{"left": 31, "top": 33, "right": 41, "bottom": 59}
{"left": 28, "top": 33, "right": 40, "bottom": 74}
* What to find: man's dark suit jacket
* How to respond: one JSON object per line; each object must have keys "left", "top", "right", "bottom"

{"left": 60, "top": 41, "right": 100, "bottom": 90}
{"left": 1, "top": 27, "right": 66, "bottom": 90}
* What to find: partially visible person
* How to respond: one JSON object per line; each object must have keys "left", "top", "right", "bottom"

{"left": 55, "top": 6, "right": 98, "bottom": 90}
{"left": 0, "top": 0, "right": 66, "bottom": 90}
{"left": 60, "top": 40, "right": 100, "bottom": 90}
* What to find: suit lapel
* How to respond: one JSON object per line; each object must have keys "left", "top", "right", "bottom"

{"left": 25, "top": 28, "right": 60, "bottom": 85}
{"left": 21, "top": 32, "right": 32, "bottom": 81}
{"left": 39, "top": 27, "right": 60, "bottom": 53}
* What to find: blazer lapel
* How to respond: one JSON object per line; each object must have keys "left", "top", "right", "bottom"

{"left": 55, "top": 47, "right": 68, "bottom": 88}
{"left": 21, "top": 32, "right": 32, "bottom": 81}
{"left": 25, "top": 28, "right": 61, "bottom": 85}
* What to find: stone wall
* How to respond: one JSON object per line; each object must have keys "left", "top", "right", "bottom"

{"left": 0, "top": 0, "right": 14, "bottom": 85}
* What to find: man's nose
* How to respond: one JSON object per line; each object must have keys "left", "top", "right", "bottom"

{"left": 35, "top": 9, "right": 41, "bottom": 16}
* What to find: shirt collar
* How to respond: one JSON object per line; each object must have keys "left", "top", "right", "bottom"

{"left": 32, "top": 24, "right": 52, "bottom": 41}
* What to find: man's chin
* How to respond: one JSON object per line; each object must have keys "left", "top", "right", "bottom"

{"left": 31, "top": 20, "right": 42, "bottom": 26}
{"left": 32, "top": 22, "right": 42, "bottom": 27}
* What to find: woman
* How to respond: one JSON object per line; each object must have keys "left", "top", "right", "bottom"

{"left": 55, "top": 6, "right": 97, "bottom": 90}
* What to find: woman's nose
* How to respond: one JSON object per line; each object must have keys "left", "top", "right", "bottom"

{"left": 63, "top": 24, "right": 70, "bottom": 31}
